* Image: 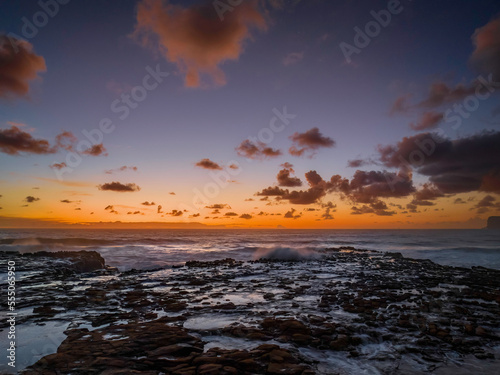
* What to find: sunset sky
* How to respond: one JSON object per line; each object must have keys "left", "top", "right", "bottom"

{"left": 1, "top": 0, "right": 500, "bottom": 229}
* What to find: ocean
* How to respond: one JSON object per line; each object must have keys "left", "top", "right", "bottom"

{"left": 1, "top": 228, "right": 499, "bottom": 270}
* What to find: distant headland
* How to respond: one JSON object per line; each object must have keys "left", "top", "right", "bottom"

{"left": 487, "top": 216, "right": 500, "bottom": 230}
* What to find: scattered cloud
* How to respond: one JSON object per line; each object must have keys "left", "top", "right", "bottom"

{"left": 25, "top": 196, "right": 40, "bottom": 203}
{"left": 60, "top": 199, "right": 73, "bottom": 203}
{"left": 0, "top": 35, "right": 46, "bottom": 99}
{"left": 98, "top": 182, "right": 141, "bottom": 192}
{"left": 195, "top": 158, "right": 223, "bottom": 170}
{"left": 141, "top": 201, "right": 156, "bottom": 206}
{"left": 55, "top": 131, "right": 77, "bottom": 151}
{"left": 289, "top": 127, "right": 335, "bottom": 157}
{"left": 133, "top": 0, "right": 267, "bottom": 87}
{"left": 105, "top": 166, "right": 138, "bottom": 174}
{"left": 239, "top": 213, "right": 253, "bottom": 219}
{"left": 410, "top": 111, "right": 444, "bottom": 131}
{"left": 224, "top": 212, "right": 238, "bottom": 217}
{"left": 205, "top": 204, "right": 231, "bottom": 209}
{"left": 81, "top": 143, "right": 108, "bottom": 156}
{"left": 236, "top": 139, "right": 282, "bottom": 159}
{"left": 284, "top": 208, "right": 301, "bottom": 219}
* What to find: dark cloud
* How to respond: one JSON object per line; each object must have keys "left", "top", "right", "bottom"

{"left": 410, "top": 111, "right": 444, "bottom": 131}
{"left": 141, "top": 201, "right": 156, "bottom": 206}
{"left": 127, "top": 211, "right": 143, "bottom": 215}
{"left": 378, "top": 131, "right": 500, "bottom": 194}
{"left": 224, "top": 212, "right": 238, "bottom": 217}
{"left": 454, "top": 198, "right": 467, "bottom": 204}
{"left": 60, "top": 199, "right": 73, "bottom": 203}
{"left": 105, "top": 166, "right": 138, "bottom": 174}
{"left": 289, "top": 127, "right": 335, "bottom": 157}
{"left": 276, "top": 164, "right": 302, "bottom": 187}
{"left": 25, "top": 196, "right": 40, "bottom": 203}
{"left": 330, "top": 169, "right": 415, "bottom": 204}
{"left": 169, "top": 192, "right": 176, "bottom": 195}
{"left": 236, "top": 139, "right": 282, "bottom": 159}
{"left": 0, "top": 124, "right": 56, "bottom": 155}
{"left": 81, "top": 143, "right": 108, "bottom": 156}
{"left": 239, "top": 213, "right": 253, "bottom": 219}
{"left": 133, "top": 0, "right": 266, "bottom": 87}
{"left": 351, "top": 203, "right": 396, "bottom": 216}
{"left": 98, "top": 182, "right": 141, "bottom": 192}
{"left": 168, "top": 210, "right": 183, "bottom": 217}
{"left": 284, "top": 208, "right": 301, "bottom": 219}
{"left": 470, "top": 16, "right": 500, "bottom": 80}
{"left": 157, "top": 205, "right": 163, "bottom": 214}
{"left": 473, "top": 195, "right": 500, "bottom": 214}
{"left": 0, "top": 35, "right": 46, "bottom": 99}
{"left": 195, "top": 158, "right": 223, "bottom": 170}
{"left": 205, "top": 204, "right": 230, "bottom": 209}
{"left": 50, "top": 162, "right": 68, "bottom": 170}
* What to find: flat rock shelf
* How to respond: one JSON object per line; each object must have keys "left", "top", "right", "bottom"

{"left": 1, "top": 247, "right": 499, "bottom": 374}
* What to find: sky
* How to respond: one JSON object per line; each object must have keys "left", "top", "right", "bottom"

{"left": 1, "top": 0, "right": 500, "bottom": 229}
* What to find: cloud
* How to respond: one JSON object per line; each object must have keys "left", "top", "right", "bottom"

{"left": 104, "top": 205, "right": 119, "bottom": 214}
{"left": 133, "top": 0, "right": 267, "bottom": 88}
{"left": 50, "top": 162, "right": 68, "bottom": 170}
{"left": 284, "top": 208, "right": 301, "bottom": 219}
{"left": 236, "top": 139, "right": 282, "bottom": 159}
{"left": 98, "top": 182, "right": 141, "bottom": 192}
{"left": 25, "top": 196, "right": 40, "bottom": 203}
{"left": 472, "top": 195, "right": 500, "bottom": 214}
{"left": 347, "top": 159, "right": 370, "bottom": 168}
{"left": 169, "top": 192, "right": 176, "bottom": 195}
{"left": 0, "top": 124, "right": 56, "bottom": 155}
{"left": 55, "top": 131, "right": 77, "bottom": 151}
{"left": 205, "top": 204, "right": 231, "bottom": 209}
{"left": 239, "top": 213, "right": 253, "bottom": 219}
{"left": 470, "top": 16, "right": 500, "bottom": 80}
{"left": 410, "top": 111, "right": 444, "bottom": 131}
{"left": 416, "top": 82, "right": 476, "bottom": 109}
{"left": 141, "top": 201, "right": 156, "bottom": 206}
{"left": 157, "top": 205, "right": 163, "bottom": 214}
{"left": 105, "top": 166, "right": 138, "bottom": 174}
{"left": 390, "top": 95, "right": 412, "bottom": 115}
{"left": 330, "top": 169, "right": 415, "bottom": 205}
{"left": 289, "top": 127, "right": 335, "bottom": 157}
{"left": 378, "top": 131, "right": 500, "bottom": 194}
{"left": 283, "top": 52, "right": 304, "bottom": 66}
{"left": 168, "top": 209, "right": 183, "bottom": 216}
{"left": 195, "top": 158, "right": 223, "bottom": 170}
{"left": 127, "top": 211, "right": 143, "bottom": 215}
{"left": 81, "top": 143, "right": 108, "bottom": 156}
{"left": 277, "top": 164, "right": 302, "bottom": 187}
{"left": 0, "top": 35, "right": 46, "bottom": 99}
{"left": 60, "top": 199, "right": 73, "bottom": 203}
{"left": 224, "top": 212, "right": 238, "bottom": 217}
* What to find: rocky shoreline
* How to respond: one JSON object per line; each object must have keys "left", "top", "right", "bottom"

{"left": 1, "top": 248, "right": 500, "bottom": 374}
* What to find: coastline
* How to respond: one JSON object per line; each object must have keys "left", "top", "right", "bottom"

{"left": 1, "top": 248, "right": 499, "bottom": 374}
